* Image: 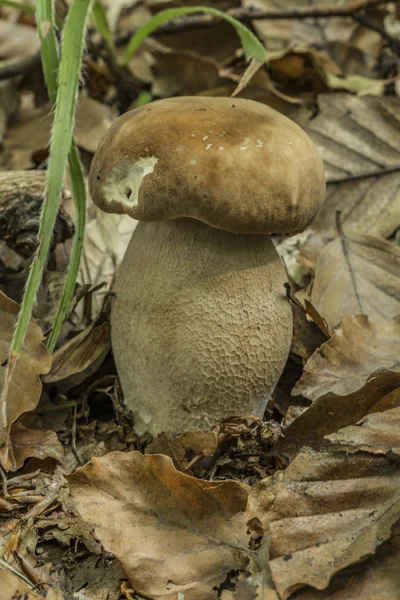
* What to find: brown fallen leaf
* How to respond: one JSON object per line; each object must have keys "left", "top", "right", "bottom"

{"left": 74, "top": 94, "right": 117, "bottom": 154}
{"left": 243, "top": 0, "right": 383, "bottom": 78}
{"left": 293, "top": 316, "right": 400, "bottom": 400}
{"left": 0, "top": 421, "right": 64, "bottom": 471}
{"left": 0, "top": 567, "right": 42, "bottom": 600}
{"left": 0, "top": 291, "right": 51, "bottom": 468}
{"left": 294, "top": 94, "right": 400, "bottom": 243}
{"left": 43, "top": 321, "right": 111, "bottom": 390}
{"left": 0, "top": 20, "right": 40, "bottom": 60}
{"left": 326, "top": 406, "right": 400, "bottom": 458}
{"left": 291, "top": 302, "right": 328, "bottom": 362}
{"left": 274, "top": 371, "right": 400, "bottom": 460}
{"left": 68, "top": 451, "right": 251, "bottom": 600}
{"left": 293, "top": 526, "right": 400, "bottom": 599}
{"left": 307, "top": 234, "right": 400, "bottom": 331}
{"left": 247, "top": 448, "right": 400, "bottom": 600}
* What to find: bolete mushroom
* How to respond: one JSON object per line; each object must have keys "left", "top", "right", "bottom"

{"left": 89, "top": 96, "right": 325, "bottom": 435}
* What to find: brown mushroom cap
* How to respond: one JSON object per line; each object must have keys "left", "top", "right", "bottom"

{"left": 89, "top": 96, "right": 325, "bottom": 235}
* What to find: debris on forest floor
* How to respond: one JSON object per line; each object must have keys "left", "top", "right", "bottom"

{"left": 0, "top": 1, "right": 400, "bottom": 599}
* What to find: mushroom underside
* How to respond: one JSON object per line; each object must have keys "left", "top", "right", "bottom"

{"left": 112, "top": 218, "right": 293, "bottom": 435}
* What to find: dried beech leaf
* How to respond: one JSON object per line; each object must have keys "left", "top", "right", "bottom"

{"left": 294, "top": 95, "right": 400, "bottom": 241}
{"left": 293, "top": 529, "right": 400, "bottom": 599}
{"left": 0, "top": 291, "right": 51, "bottom": 450}
{"left": 68, "top": 451, "right": 251, "bottom": 600}
{"left": 244, "top": 2, "right": 382, "bottom": 77}
{"left": 44, "top": 322, "right": 111, "bottom": 389}
{"left": 291, "top": 302, "right": 328, "bottom": 362}
{"left": 326, "top": 406, "right": 400, "bottom": 458}
{"left": 248, "top": 449, "right": 400, "bottom": 599}
{"left": 308, "top": 234, "right": 400, "bottom": 331}
{"left": 0, "top": 568, "right": 42, "bottom": 600}
{"left": 294, "top": 316, "right": 400, "bottom": 400}
{"left": 0, "top": 422, "right": 64, "bottom": 471}
{"left": 274, "top": 371, "right": 400, "bottom": 459}
{"left": 74, "top": 94, "right": 117, "bottom": 154}
{"left": 146, "top": 432, "right": 190, "bottom": 473}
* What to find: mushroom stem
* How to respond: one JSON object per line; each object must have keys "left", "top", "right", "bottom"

{"left": 112, "top": 218, "right": 293, "bottom": 435}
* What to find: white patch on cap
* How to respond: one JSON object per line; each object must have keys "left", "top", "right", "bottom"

{"left": 240, "top": 146, "right": 248, "bottom": 151}
{"left": 206, "top": 143, "right": 213, "bottom": 150}
{"left": 219, "top": 146, "right": 224, "bottom": 151}
{"left": 103, "top": 156, "right": 158, "bottom": 211}
{"left": 203, "top": 135, "right": 209, "bottom": 141}
{"left": 256, "top": 139, "right": 264, "bottom": 148}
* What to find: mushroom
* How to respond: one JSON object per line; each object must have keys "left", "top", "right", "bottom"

{"left": 89, "top": 96, "right": 325, "bottom": 435}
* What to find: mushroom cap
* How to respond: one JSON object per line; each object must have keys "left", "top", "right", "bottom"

{"left": 89, "top": 96, "right": 325, "bottom": 235}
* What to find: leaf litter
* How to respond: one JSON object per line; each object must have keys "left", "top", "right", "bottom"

{"left": 1, "top": 1, "right": 400, "bottom": 599}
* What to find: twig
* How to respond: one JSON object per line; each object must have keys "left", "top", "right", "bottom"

{"left": 115, "top": 0, "right": 397, "bottom": 45}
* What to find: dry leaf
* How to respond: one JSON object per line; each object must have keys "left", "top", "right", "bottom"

{"left": 68, "top": 451, "right": 251, "bottom": 600}
{"left": 293, "top": 527, "right": 400, "bottom": 599}
{"left": 0, "top": 20, "right": 40, "bottom": 60}
{"left": 294, "top": 316, "right": 400, "bottom": 400}
{"left": 274, "top": 371, "right": 400, "bottom": 459}
{"left": 0, "top": 421, "right": 64, "bottom": 471}
{"left": 243, "top": 0, "right": 383, "bottom": 76}
{"left": 291, "top": 302, "right": 328, "bottom": 362}
{"left": 0, "top": 291, "right": 51, "bottom": 466}
{"left": 247, "top": 448, "right": 400, "bottom": 599}
{"left": 44, "top": 322, "right": 111, "bottom": 389}
{"left": 294, "top": 95, "right": 400, "bottom": 241}
{"left": 326, "top": 405, "right": 400, "bottom": 458}
{"left": 146, "top": 432, "right": 190, "bottom": 473}
{"left": 74, "top": 94, "right": 117, "bottom": 154}
{"left": 307, "top": 234, "right": 400, "bottom": 331}
{"left": 0, "top": 567, "right": 42, "bottom": 600}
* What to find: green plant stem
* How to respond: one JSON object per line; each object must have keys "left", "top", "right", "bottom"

{"left": 122, "top": 6, "right": 266, "bottom": 64}
{"left": 9, "top": 0, "right": 92, "bottom": 360}
{"left": 0, "top": 0, "right": 34, "bottom": 14}
{"left": 92, "top": 0, "right": 115, "bottom": 54}
{"left": 35, "top": 0, "right": 88, "bottom": 351}
{"left": 47, "top": 142, "right": 86, "bottom": 351}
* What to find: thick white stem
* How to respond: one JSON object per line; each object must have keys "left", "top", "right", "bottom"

{"left": 112, "top": 218, "right": 293, "bottom": 435}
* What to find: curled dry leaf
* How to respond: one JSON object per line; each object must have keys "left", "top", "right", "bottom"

{"left": 326, "top": 405, "right": 400, "bottom": 459}
{"left": 0, "top": 568, "right": 42, "bottom": 600}
{"left": 293, "top": 527, "right": 400, "bottom": 600}
{"left": 247, "top": 448, "right": 400, "bottom": 600}
{"left": 307, "top": 234, "right": 400, "bottom": 331}
{"left": 294, "top": 95, "right": 400, "bottom": 244}
{"left": 0, "top": 291, "right": 51, "bottom": 465}
{"left": 68, "top": 451, "right": 251, "bottom": 600}
{"left": 43, "top": 322, "right": 111, "bottom": 390}
{"left": 293, "top": 316, "right": 400, "bottom": 400}
{"left": 274, "top": 371, "right": 400, "bottom": 459}
{"left": 0, "top": 421, "right": 64, "bottom": 472}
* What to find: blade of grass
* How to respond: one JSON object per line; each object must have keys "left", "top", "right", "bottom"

{"left": 36, "top": 0, "right": 59, "bottom": 103}
{"left": 36, "top": 0, "right": 88, "bottom": 351}
{"left": 2, "top": 0, "right": 93, "bottom": 397}
{"left": 0, "top": 0, "right": 34, "bottom": 13}
{"left": 122, "top": 6, "right": 266, "bottom": 65}
{"left": 92, "top": 0, "right": 115, "bottom": 54}
{"left": 47, "top": 142, "right": 86, "bottom": 351}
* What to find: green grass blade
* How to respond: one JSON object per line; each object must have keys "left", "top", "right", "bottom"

{"left": 92, "top": 0, "right": 115, "bottom": 54}
{"left": 122, "top": 6, "right": 266, "bottom": 65}
{"left": 0, "top": 0, "right": 34, "bottom": 13}
{"left": 36, "top": 0, "right": 59, "bottom": 104}
{"left": 36, "top": 0, "right": 88, "bottom": 350}
{"left": 47, "top": 142, "right": 86, "bottom": 351}
{"left": 10, "top": 0, "right": 93, "bottom": 358}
